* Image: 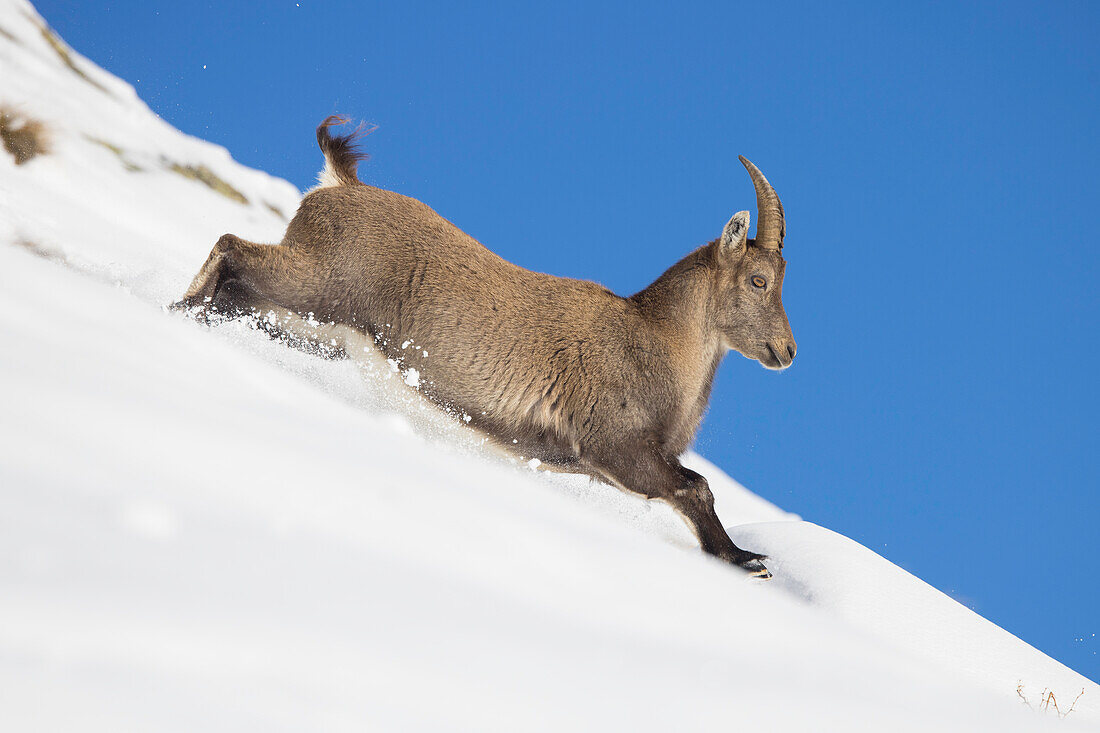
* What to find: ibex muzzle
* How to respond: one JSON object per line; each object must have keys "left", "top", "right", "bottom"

{"left": 174, "top": 116, "right": 796, "bottom": 579}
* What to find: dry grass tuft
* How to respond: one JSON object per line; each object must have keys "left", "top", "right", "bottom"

{"left": 35, "top": 20, "right": 110, "bottom": 94}
{"left": 165, "top": 160, "right": 249, "bottom": 205}
{"left": 86, "top": 135, "right": 122, "bottom": 157}
{"left": 263, "top": 200, "right": 288, "bottom": 220}
{"left": 85, "top": 135, "right": 144, "bottom": 172}
{"left": 13, "top": 238, "right": 66, "bottom": 264}
{"left": 1016, "top": 682, "right": 1085, "bottom": 719}
{"left": 1, "top": 106, "right": 51, "bottom": 165}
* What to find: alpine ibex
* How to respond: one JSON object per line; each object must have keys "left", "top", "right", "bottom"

{"left": 174, "top": 116, "right": 796, "bottom": 578}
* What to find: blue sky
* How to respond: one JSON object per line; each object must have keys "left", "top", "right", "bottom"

{"left": 35, "top": 1, "right": 1098, "bottom": 680}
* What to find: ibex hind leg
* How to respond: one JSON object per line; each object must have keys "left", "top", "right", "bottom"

{"left": 171, "top": 234, "right": 301, "bottom": 318}
{"left": 170, "top": 234, "right": 345, "bottom": 359}
{"left": 587, "top": 443, "right": 772, "bottom": 579}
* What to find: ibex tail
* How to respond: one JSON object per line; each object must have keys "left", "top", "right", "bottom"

{"left": 314, "top": 115, "right": 371, "bottom": 189}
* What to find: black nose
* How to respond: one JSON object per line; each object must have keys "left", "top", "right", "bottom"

{"left": 786, "top": 344, "right": 797, "bottom": 360}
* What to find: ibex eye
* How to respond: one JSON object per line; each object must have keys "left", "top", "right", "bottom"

{"left": 751, "top": 276, "right": 767, "bottom": 288}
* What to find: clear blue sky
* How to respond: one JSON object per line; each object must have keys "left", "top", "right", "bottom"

{"left": 36, "top": 0, "right": 1098, "bottom": 681}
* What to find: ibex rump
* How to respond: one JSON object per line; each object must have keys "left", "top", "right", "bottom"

{"left": 175, "top": 117, "right": 796, "bottom": 578}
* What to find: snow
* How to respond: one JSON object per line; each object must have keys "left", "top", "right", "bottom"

{"left": 1, "top": 0, "right": 1096, "bottom": 729}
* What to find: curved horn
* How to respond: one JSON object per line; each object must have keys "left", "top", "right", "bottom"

{"left": 739, "top": 155, "right": 785, "bottom": 251}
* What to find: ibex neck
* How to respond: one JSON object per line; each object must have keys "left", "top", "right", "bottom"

{"left": 629, "top": 244, "right": 725, "bottom": 453}
{"left": 630, "top": 245, "right": 718, "bottom": 334}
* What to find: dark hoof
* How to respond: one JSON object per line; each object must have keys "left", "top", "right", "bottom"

{"left": 167, "top": 297, "right": 226, "bottom": 326}
{"left": 735, "top": 553, "right": 772, "bottom": 580}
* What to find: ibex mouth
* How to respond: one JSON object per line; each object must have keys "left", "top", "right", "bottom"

{"left": 764, "top": 343, "right": 792, "bottom": 370}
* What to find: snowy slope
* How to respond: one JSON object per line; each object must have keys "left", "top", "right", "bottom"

{"left": 1, "top": 1, "right": 1096, "bottom": 730}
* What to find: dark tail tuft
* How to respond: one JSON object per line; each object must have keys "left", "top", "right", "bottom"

{"left": 315, "top": 115, "right": 373, "bottom": 187}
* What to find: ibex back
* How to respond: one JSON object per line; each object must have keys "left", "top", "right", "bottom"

{"left": 174, "top": 116, "right": 796, "bottom": 578}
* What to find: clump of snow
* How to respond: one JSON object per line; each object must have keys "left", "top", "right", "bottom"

{"left": 0, "top": 1, "right": 1096, "bottom": 730}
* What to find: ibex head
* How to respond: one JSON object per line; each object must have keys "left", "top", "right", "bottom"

{"left": 713, "top": 157, "right": 796, "bottom": 370}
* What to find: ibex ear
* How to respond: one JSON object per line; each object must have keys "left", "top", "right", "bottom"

{"left": 720, "top": 211, "right": 750, "bottom": 259}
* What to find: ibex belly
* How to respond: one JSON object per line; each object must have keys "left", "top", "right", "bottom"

{"left": 294, "top": 187, "right": 620, "bottom": 462}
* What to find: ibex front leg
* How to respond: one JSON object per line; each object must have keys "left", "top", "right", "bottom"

{"left": 591, "top": 444, "right": 771, "bottom": 578}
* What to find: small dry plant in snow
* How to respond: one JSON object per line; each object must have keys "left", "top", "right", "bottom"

{"left": 0, "top": 105, "right": 51, "bottom": 165}
{"left": 1016, "top": 682, "right": 1085, "bottom": 719}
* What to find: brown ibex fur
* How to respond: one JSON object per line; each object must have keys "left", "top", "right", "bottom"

{"left": 174, "top": 116, "right": 796, "bottom": 578}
